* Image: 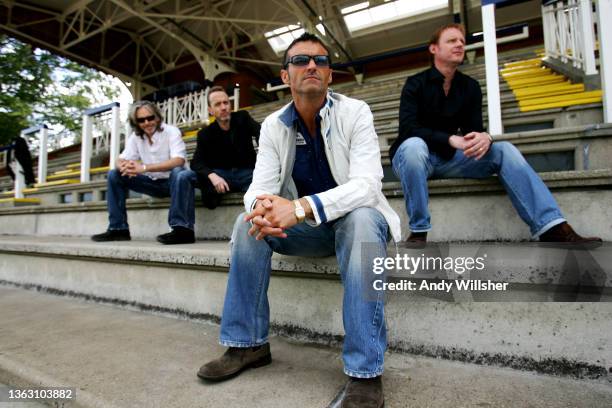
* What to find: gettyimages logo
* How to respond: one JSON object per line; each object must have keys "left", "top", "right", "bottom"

{"left": 360, "top": 242, "right": 612, "bottom": 302}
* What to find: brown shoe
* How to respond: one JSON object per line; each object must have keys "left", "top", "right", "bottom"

{"left": 401, "top": 231, "right": 427, "bottom": 249}
{"left": 539, "top": 222, "right": 602, "bottom": 249}
{"left": 197, "top": 344, "right": 271, "bottom": 382}
{"left": 340, "top": 376, "right": 384, "bottom": 408}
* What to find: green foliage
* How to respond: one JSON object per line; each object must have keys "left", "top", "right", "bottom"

{"left": 0, "top": 35, "right": 121, "bottom": 146}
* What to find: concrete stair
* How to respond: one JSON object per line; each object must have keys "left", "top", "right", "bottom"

{"left": 501, "top": 58, "right": 603, "bottom": 112}
{"left": 380, "top": 123, "right": 612, "bottom": 172}
{"left": 2, "top": 286, "right": 611, "bottom": 408}
{"left": 1, "top": 169, "right": 611, "bottom": 242}
{"left": 1, "top": 236, "right": 611, "bottom": 383}
{"left": 1, "top": 47, "right": 605, "bottom": 197}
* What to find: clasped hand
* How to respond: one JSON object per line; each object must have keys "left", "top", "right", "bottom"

{"left": 449, "top": 132, "right": 492, "bottom": 160}
{"left": 119, "top": 160, "right": 145, "bottom": 177}
{"left": 244, "top": 194, "right": 298, "bottom": 240}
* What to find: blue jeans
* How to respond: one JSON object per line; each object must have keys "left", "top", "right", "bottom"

{"left": 392, "top": 138, "right": 565, "bottom": 237}
{"left": 212, "top": 168, "right": 253, "bottom": 192}
{"left": 106, "top": 167, "right": 197, "bottom": 230}
{"left": 219, "top": 207, "right": 389, "bottom": 378}
{"left": 199, "top": 168, "right": 253, "bottom": 209}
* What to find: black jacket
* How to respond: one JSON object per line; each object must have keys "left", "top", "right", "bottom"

{"left": 390, "top": 66, "right": 484, "bottom": 161}
{"left": 5, "top": 136, "right": 36, "bottom": 185}
{"left": 191, "top": 109, "right": 260, "bottom": 183}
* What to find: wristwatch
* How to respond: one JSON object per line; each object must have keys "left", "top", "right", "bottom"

{"left": 293, "top": 199, "right": 306, "bottom": 223}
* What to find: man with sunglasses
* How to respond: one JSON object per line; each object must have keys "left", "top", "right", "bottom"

{"left": 91, "top": 100, "right": 197, "bottom": 245}
{"left": 197, "top": 33, "right": 399, "bottom": 408}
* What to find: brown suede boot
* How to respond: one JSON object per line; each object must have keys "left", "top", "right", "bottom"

{"left": 341, "top": 376, "right": 384, "bottom": 408}
{"left": 197, "top": 344, "right": 271, "bottom": 382}
{"left": 539, "top": 222, "right": 602, "bottom": 249}
{"left": 401, "top": 231, "right": 427, "bottom": 249}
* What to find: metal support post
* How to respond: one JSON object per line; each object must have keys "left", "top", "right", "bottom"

{"left": 80, "top": 114, "right": 93, "bottom": 183}
{"left": 579, "top": 0, "right": 598, "bottom": 75}
{"left": 233, "top": 85, "right": 240, "bottom": 112}
{"left": 37, "top": 126, "right": 48, "bottom": 184}
{"left": 11, "top": 160, "right": 25, "bottom": 199}
{"left": 204, "top": 87, "right": 210, "bottom": 125}
{"left": 482, "top": 2, "right": 503, "bottom": 136}
{"left": 109, "top": 103, "right": 122, "bottom": 170}
{"left": 598, "top": 0, "right": 612, "bottom": 122}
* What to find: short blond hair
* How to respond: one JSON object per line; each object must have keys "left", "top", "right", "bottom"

{"left": 429, "top": 23, "right": 466, "bottom": 46}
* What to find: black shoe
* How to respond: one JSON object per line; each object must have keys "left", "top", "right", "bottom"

{"left": 197, "top": 344, "right": 272, "bottom": 382}
{"left": 91, "top": 229, "right": 131, "bottom": 242}
{"left": 156, "top": 226, "right": 195, "bottom": 245}
{"left": 340, "top": 376, "right": 384, "bottom": 408}
{"left": 400, "top": 231, "right": 427, "bottom": 249}
{"left": 539, "top": 222, "right": 602, "bottom": 249}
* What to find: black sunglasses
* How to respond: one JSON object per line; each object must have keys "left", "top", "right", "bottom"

{"left": 136, "top": 115, "right": 157, "bottom": 124}
{"left": 285, "top": 54, "right": 331, "bottom": 68}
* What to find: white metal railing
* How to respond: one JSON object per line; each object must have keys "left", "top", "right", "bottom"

{"left": 157, "top": 86, "right": 240, "bottom": 128}
{"left": 91, "top": 110, "right": 113, "bottom": 157}
{"left": 22, "top": 125, "right": 48, "bottom": 185}
{"left": 81, "top": 102, "right": 122, "bottom": 182}
{"left": 158, "top": 88, "right": 209, "bottom": 128}
{"left": 542, "top": 0, "right": 598, "bottom": 76}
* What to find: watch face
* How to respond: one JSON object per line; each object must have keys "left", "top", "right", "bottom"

{"left": 294, "top": 203, "right": 305, "bottom": 221}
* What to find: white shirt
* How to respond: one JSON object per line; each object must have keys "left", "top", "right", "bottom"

{"left": 245, "top": 91, "right": 401, "bottom": 242}
{"left": 119, "top": 123, "right": 186, "bottom": 179}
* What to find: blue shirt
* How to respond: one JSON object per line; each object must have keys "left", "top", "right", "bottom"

{"left": 288, "top": 103, "right": 338, "bottom": 199}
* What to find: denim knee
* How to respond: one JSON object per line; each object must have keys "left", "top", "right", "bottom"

{"left": 230, "top": 212, "right": 250, "bottom": 244}
{"left": 107, "top": 168, "right": 123, "bottom": 184}
{"left": 172, "top": 168, "right": 195, "bottom": 184}
{"left": 169, "top": 166, "right": 183, "bottom": 180}
{"left": 490, "top": 141, "right": 528, "bottom": 167}
{"left": 392, "top": 137, "right": 429, "bottom": 175}
{"left": 339, "top": 208, "right": 388, "bottom": 244}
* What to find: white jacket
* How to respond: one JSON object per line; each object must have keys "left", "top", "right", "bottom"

{"left": 244, "top": 91, "right": 401, "bottom": 242}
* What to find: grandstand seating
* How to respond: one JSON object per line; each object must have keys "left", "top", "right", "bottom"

{"left": 1, "top": 45, "right": 611, "bottom": 388}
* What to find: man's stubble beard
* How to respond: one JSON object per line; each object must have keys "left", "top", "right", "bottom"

{"left": 217, "top": 114, "right": 231, "bottom": 126}
{"left": 288, "top": 72, "right": 327, "bottom": 101}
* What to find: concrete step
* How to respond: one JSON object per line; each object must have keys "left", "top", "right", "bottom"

{"left": 0, "top": 198, "right": 41, "bottom": 208}
{"left": 1, "top": 237, "right": 611, "bottom": 387}
{"left": 379, "top": 124, "right": 612, "bottom": 172}
{"left": 1, "top": 286, "right": 610, "bottom": 407}
{"left": 125, "top": 110, "right": 610, "bottom": 168}
{"left": 1, "top": 169, "right": 611, "bottom": 242}
{"left": 373, "top": 103, "right": 603, "bottom": 137}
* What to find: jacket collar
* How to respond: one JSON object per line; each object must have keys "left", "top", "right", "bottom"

{"left": 278, "top": 90, "right": 334, "bottom": 128}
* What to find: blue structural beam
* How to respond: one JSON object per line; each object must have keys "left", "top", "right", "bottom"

{"left": 21, "top": 124, "right": 48, "bottom": 136}
{"left": 84, "top": 102, "right": 120, "bottom": 117}
{"left": 482, "top": 0, "right": 534, "bottom": 7}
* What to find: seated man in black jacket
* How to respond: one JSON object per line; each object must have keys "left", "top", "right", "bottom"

{"left": 390, "top": 23, "right": 601, "bottom": 247}
{"left": 191, "top": 86, "right": 260, "bottom": 208}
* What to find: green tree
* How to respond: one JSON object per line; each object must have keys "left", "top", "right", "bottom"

{"left": 0, "top": 35, "right": 120, "bottom": 146}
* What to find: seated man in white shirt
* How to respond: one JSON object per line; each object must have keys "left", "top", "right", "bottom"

{"left": 91, "top": 100, "right": 197, "bottom": 245}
